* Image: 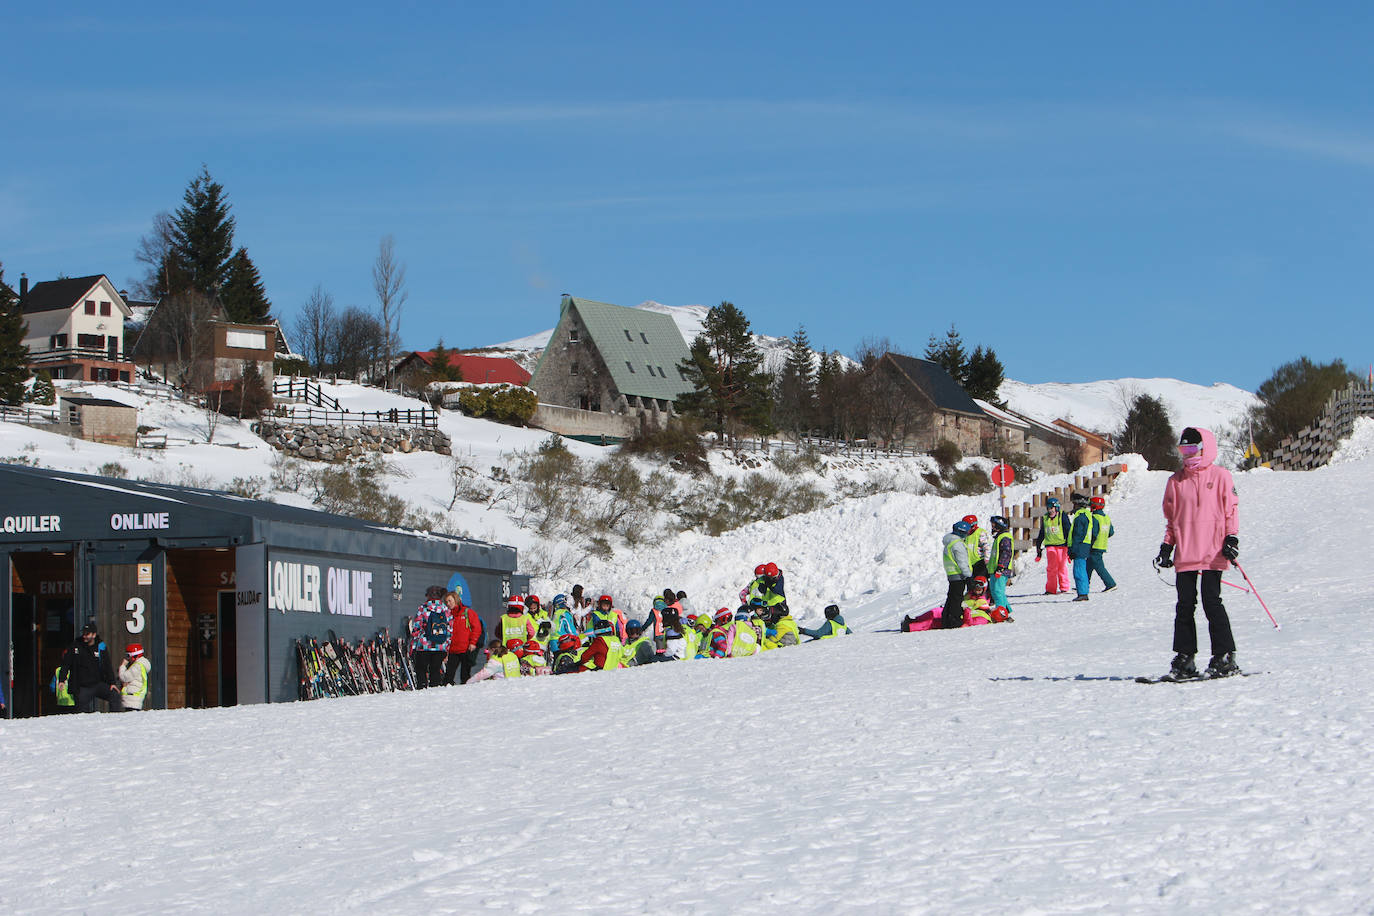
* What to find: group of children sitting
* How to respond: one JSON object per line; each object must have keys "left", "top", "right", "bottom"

{"left": 469, "top": 563, "right": 852, "bottom": 681}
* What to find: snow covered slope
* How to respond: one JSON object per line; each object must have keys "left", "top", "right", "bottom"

{"left": 1001, "top": 377, "right": 1257, "bottom": 436}
{"left": 4, "top": 428, "right": 1373, "bottom": 914}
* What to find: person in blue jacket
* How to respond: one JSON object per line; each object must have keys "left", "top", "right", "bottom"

{"left": 801, "top": 605, "right": 851, "bottom": 639}
{"left": 1067, "top": 492, "right": 1099, "bottom": 602}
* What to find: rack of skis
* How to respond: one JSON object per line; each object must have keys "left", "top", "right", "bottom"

{"left": 295, "top": 630, "right": 416, "bottom": 700}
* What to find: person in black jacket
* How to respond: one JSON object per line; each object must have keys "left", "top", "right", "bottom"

{"left": 59, "top": 623, "right": 123, "bottom": 713}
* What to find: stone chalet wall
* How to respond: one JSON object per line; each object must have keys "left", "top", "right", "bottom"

{"left": 256, "top": 420, "right": 451, "bottom": 461}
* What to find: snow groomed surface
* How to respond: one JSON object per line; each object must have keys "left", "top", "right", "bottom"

{"left": 4, "top": 420, "right": 1374, "bottom": 914}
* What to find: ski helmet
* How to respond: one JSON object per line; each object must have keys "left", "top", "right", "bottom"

{"left": 551, "top": 593, "right": 568, "bottom": 610}
{"left": 1046, "top": 496, "right": 1060, "bottom": 510}
{"left": 524, "top": 639, "right": 542, "bottom": 656}
{"left": 598, "top": 594, "right": 613, "bottom": 606}
{"left": 754, "top": 563, "right": 767, "bottom": 577}
{"left": 652, "top": 596, "right": 667, "bottom": 610}
{"left": 1090, "top": 496, "right": 1105, "bottom": 511}
{"left": 557, "top": 634, "right": 580, "bottom": 652}
{"left": 824, "top": 604, "right": 840, "bottom": 620}
{"left": 694, "top": 614, "right": 713, "bottom": 630}
{"left": 626, "top": 618, "right": 643, "bottom": 633}
{"left": 765, "top": 562, "right": 779, "bottom": 578}
{"left": 525, "top": 594, "right": 541, "bottom": 608}
{"left": 969, "top": 576, "right": 988, "bottom": 592}
{"left": 506, "top": 597, "right": 525, "bottom": 612}
{"left": 952, "top": 520, "right": 973, "bottom": 537}
{"left": 715, "top": 608, "right": 734, "bottom": 625}
{"left": 1071, "top": 492, "right": 1089, "bottom": 508}
{"left": 962, "top": 514, "right": 978, "bottom": 526}
{"left": 505, "top": 637, "right": 524, "bottom": 652}
{"left": 126, "top": 643, "right": 144, "bottom": 658}
{"left": 536, "top": 620, "right": 552, "bottom": 639}
{"left": 990, "top": 515, "right": 1009, "bottom": 532}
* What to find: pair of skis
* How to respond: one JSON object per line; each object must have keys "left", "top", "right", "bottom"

{"left": 1135, "top": 670, "right": 1261, "bottom": 684}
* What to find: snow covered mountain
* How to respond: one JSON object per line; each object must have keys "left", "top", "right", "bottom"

{"left": 6, "top": 419, "right": 1373, "bottom": 913}
{"left": 489, "top": 300, "right": 822, "bottom": 374}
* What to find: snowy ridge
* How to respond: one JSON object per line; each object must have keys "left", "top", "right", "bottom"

{"left": 1000, "top": 377, "right": 1257, "bottom": 436}
{"left": 3, "top": 450, "right": 1373, "bottom": 913}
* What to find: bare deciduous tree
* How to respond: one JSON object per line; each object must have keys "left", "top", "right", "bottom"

{"left": 130, "top": 211, "right": 176, "bottom": 300}
{"left": 293, "top": 285, "right": 335, "bottom": 376}
{"left": 134, "top": 289, "right": 220, "bottom": 390}
{"left": 372, "top": 235, "right": 407, "bottom": 369}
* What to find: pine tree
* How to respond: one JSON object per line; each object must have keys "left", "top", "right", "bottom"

{"left": 220, "top": 247, "right": 272, "bottom": 324}
{"left": 428, "top": 340, "right": 464, "bottom": 382}
{"left": 964, "top": 345, "right": 1006, "bottom": 404}
{"left": 0, "top": 263, "right": 31, "bottom": 406}
{"left": 28, "top": 370, "right": 55, "bottom": 405}
{"left": 924, "top": 323, "right": 968, "bottom": 385}
{"left": 814, "top": 348, "right": 840, "bottom": 439}
{"left": 171, "top": 166, "right": 237, "bottom": 297}
{"left": 676, "top": 301, "right": 773, "bottom": 445}
{"left": 1117, "top": 394, "right": 1178, "bottom": 471}
{"left": 773, "top": 324, "right": 817, "bottom": 438}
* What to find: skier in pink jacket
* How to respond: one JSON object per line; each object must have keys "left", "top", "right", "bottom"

{"left": 1154, "top": 427, "right": 1241, "bottom": 679}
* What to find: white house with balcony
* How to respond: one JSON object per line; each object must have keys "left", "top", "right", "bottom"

{"left": 18, "top": 274, "right": 137, "bottom": 382}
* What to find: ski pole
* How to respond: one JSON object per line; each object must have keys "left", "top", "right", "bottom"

{"left": 1221, "top": 578, "right": 1250, "bottom": 593}
{"left": 1233, "top": 561, "right": 1280, "bottom": 629}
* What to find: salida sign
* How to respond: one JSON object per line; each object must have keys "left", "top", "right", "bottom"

{"left": 268, "top": 559, "right": 374, "bottom": 617}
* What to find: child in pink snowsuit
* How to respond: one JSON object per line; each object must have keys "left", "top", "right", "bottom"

{"left": 1155, "top": 426, "right": 1240, "bottom": 679}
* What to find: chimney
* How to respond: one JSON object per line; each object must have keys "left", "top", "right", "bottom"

{"left": 19, "top": 273, "right": 28, "bottom": 300}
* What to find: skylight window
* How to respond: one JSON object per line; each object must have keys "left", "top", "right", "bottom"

{"left": 625, "top": 361, "right": 635, "bottom": 373}
{"left": 624, "top": 329, "right": 633, "bottom": 342}
{"left": 640, "top": 332, "right": 649, "bottom": 344}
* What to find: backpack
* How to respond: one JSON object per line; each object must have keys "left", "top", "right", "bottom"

{"left": 425, "top": 609, "right": 451, "bottom": 646}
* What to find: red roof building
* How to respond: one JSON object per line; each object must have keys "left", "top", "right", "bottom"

{"left": 394, "top": 351, "right": 532, "bottom": 386}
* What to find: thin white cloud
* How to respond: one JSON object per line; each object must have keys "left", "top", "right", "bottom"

{"left": 1216, "top": 116, "right": 1374, "bottom": 168}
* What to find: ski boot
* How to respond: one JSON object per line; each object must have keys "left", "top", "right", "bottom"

{"left": 1164, "top": 652, "right": 1199, "bottom": 681}
{"left": 1205, "top": 652, "right": 1240, "bottom": 678}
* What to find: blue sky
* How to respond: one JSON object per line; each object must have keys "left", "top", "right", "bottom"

{"left": 3, "top": 2, "right": 1371, "bottom": 390}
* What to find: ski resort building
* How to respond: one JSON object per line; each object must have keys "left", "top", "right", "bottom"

{"left": 0, "top": 465, "right": 526, "bottom": 718}
{"left": 528, "top": 295, "right": 694, "bottom": 441}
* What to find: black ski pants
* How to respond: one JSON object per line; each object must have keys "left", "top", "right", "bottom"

{"left": 1172, "top": 569, "right": 1235, "bottom": 656}
{"left": 412, "top": 651, "right": 446, "bottom": 689}
{"left": 76, "top": 684, "right": 122, "bottom": 713}
{"left": 940, "top": 579, "right": 966, "bottom": 629}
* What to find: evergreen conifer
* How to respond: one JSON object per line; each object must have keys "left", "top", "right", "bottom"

{"left": 677, "top": 301, "right": 773, "bottom": 445}
{"left": 0, "top": 264, "right": 31, "bottom": 406}
{"left": 221, "top": 247, "right": 272, "bottom": 324}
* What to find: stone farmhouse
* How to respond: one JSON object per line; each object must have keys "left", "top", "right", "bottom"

{"left": 528, "top": 295, "right": 694, "bottom": 440}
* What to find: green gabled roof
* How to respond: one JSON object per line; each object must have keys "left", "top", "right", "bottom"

{"left": 558, "top": 295, "right": 695, "bottom": 402}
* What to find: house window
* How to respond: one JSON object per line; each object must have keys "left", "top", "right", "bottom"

{"left": 84, "top": 300, "right": 96, "bottom": 315}
{"left": 569, "top": 329, "right": 580, "bottom": 342}
{"left": 570, "top": 363, "right": 579, "bottom": 376}
{"left": 225, "top": 329, "right": 268, "bottom": 350}
{"left": 623, "top": 329, "right": 633, "bottom": 342}
{"left": 99, "top": 301, "right": 111, "bottom": 316}
{"left": 625, "top": 361, "right": 636, "bottom": 373}
{"left": 640, "top": 332, "right": 649, "bottom": 344}
{"left": 77, "top": 333, "right": 104, "bottom": 349}
{"left": 50, "top": 333, "right": 68, "bottom": 350}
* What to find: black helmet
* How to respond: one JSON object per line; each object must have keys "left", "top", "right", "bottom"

{"left": 1071, "top": 492, "right": 1089, "bottom": 507}
{"left": 990, "top": 515, "right": 1009, "bottom": 533}
{"left": 824, "top": 604, "right": 840, "bottom": 620}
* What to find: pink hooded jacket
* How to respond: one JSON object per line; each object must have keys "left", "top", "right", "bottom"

{"left": 1162, "top": 427, "right": 1238, "bottom": 572}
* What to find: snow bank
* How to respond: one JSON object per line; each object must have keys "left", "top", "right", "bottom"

{"left": 3, "top": 450, "right": 1373, "bottom": 914}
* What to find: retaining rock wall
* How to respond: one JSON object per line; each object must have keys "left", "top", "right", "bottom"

{"left": 255, "top": 420, "right": 451, "bottom": 461}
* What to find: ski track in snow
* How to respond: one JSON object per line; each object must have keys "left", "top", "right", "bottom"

{"left": 5, "top": 429, "right": 1374, "bottom": 913}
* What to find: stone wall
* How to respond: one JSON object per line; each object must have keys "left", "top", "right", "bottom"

{"left": 255, "top": 420, "right": 451, "bottom": 461}
{"left": 531, "top": 403, "right": 637, "bottom": 439}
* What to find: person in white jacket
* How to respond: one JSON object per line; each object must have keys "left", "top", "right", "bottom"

{"left": 119, "top": 644, "right": 152, "bottom": 710}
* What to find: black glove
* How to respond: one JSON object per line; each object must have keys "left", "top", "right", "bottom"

{"left": 1155, "top": 543, "right": 1174, "bottom": 568}
{"left": 1222, "top": 535, "right": 1239, "bottom": 561}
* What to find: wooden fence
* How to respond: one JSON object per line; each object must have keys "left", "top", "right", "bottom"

{"left": 271, "top": 405, "right": 439, "bottom": 429}
{"left": 1269, "top": 381, "right": 1374, "bottom": 470}
{"left": 1006, "top": 461, "right": 1128, "bottom": 554}
{"left": 272, "top": 376, "right": 342, "bottom": 410}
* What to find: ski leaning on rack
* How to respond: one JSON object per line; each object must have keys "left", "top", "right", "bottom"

{"left": 1135, "top": 671, "right": 1263, "bottom": 684}
{"left": 294, "top": 629, "right": 417, "bottom": 701}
